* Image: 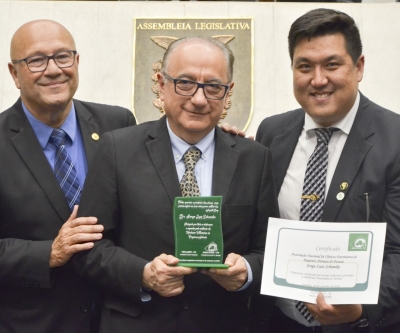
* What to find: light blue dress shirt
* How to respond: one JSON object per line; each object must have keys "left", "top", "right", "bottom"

{"left": 166, "top": 119, "right": 253, "bottom": 290}
{"left": 22, "top": 101, "right": 88, "bottom": 188}
{"left": 167, "top": 120, "right": 215, "bottom": 196}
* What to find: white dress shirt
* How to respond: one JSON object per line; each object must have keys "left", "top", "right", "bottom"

{"left": 276, "top": 92, "right": 360, "bottom": 326}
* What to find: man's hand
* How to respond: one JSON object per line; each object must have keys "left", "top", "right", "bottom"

{"left": 201, "top": 253, "right": 248, "bottom": 291}
{"left": 142, "top": 254, "right": 197, "bottom": 297}
{"left": 305, "top": 293, "right": 362, "bottom": 325}
{"left": 49, "top": 205, "right": 103, "bottom": 268}
{"left": 220, "top": 123, "right": 254, "bottom": 140}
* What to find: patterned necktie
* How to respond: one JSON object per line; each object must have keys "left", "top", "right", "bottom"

{"left": 300, "top": 128, "right": 337, "bottom": 222}
{"left": 296, "top": 127, "right": 337, "bottom": 324}
{"left": 49, "top": 129, "right": 81, "bottom": 210}
{"left": 180, "top": 147, "right": 201, "bottom": 197}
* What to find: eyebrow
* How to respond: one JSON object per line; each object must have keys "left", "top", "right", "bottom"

{"left": 174, "top": 73, "right": 223, "bottom": 84}
{"left": 294, "top": 54, "right": 344, "bottom": 66}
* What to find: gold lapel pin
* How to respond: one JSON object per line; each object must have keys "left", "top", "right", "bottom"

{"left": 301, "top": 194, "right": 320, "bottom": 202}
{"left": 92, "top": 133, "right": 100, "bottom": 141}
{"left": 340, "top": 182, "right": 349, "bottom": 191}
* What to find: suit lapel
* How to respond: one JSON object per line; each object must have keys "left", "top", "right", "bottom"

{"left": 270, "top": 111, "right": 304, "bottom": 192}
{"left": 322, "top": 94, "right": 374, "bottom": 222}
{"left": 212, "top": 128, "right": 239, "bottom": 203}
{"left": 9, "top": 101, "right": 70, "bottom": 221}
{"left": 75, "top": 100, "right": 101, "bottom": 165}
{"left": 146, "top": 117, "right": 181, "bottom": 204}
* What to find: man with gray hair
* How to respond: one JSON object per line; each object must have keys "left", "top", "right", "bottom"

{"left": 74, "top": 36, "right": 278, "bottom": 333}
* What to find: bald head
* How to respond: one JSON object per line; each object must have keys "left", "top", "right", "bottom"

{"left": 161, "top": 36, "right": 234, "bottom": 82}
{"left": 8, "top": 20, "right": 79, "bottom": 126}
{"left": 10, "top": 20, "right": 75, "bottom": 60}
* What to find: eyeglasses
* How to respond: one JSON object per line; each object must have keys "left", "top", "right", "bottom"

{"left": 163, "top": 72, "right": 230, "bottom": 100}
{"left": 12, "top": 50, "right": 77, "bottom": 73}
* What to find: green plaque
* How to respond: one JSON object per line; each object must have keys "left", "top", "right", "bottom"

{"left": 173, "top": 196, "right": 228, "bottom": 268}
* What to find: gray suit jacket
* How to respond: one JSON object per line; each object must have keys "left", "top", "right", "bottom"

{"left": 254, "top": 93, "right": 400, "bottom": 333}
{"left": 75, "top": 116, "right": 279, "bottom": 333}
{"left": 0, "top": 99, "right": 134, "bottom": 333}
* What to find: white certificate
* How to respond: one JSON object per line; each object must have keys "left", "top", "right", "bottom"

{"left": 261, "top": 218, "right": 386, "bottom": 304}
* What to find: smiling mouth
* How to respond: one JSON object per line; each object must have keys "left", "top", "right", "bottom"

{"left": 311, "top": 92, "right": 332, "bottom": 98}
{"left": 41, "top": 81, "right": 67, "bottom": 87}
{"left": 186, "top": 110, "right": 209, "bottom": 115}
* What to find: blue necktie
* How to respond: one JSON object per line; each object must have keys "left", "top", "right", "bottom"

{"left": 49, "top": 129, "right": 81, "bottom": 210}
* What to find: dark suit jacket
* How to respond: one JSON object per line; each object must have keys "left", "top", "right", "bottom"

{"left": 253, "top": 93, "right": 400, "bottom": 333}
{"left": 75, "top": 116, "right": 279, "bottom": 333}
{"left": 0, "top": 99, "right": 134, "bottom": 333}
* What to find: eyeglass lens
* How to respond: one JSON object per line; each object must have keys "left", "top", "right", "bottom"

{"left": 26, "top": 51, "right": 76, "bottom": 71}
{"left": 175, "top": 80, "right": 226, "bottom": 99}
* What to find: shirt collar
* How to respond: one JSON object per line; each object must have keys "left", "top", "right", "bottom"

{"left": 166, "top": 119, "right": 215, "bottom": 164}
{"left": 22, "top": 101, "right": 77, "bottom": 149}
{"left": 304, "top": 91, "right": 360, "bottom": 138}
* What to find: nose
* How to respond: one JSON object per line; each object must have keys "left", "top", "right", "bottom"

{"left": 191, "top": 86, "right": 208, "bottom": 107}
{"left": 311, "top": 67, "right": 328, "bottom": 87}
{"left": 44, "top": 58, "right": 63, "bottom": 75}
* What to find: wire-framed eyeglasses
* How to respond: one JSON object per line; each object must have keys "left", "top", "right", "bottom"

{"left": 12, "top": 50, "right": 77, "bottom": 73}
{"left": 163, "top": 72, "right": 230, "bottom": 100}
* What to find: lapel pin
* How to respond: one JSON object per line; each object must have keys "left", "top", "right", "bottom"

{"left": 336, "top": 192, "right": 345, "bottom": 201}
{"left": 340, "top": 182, "right": 349, "bottom": 191}
{"left": 92, "top": 133, "right": 100, "bottom": 141}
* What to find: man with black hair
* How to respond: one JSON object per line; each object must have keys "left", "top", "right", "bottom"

{"left": 253, "top": 8, "right": 400, "bottom": 333}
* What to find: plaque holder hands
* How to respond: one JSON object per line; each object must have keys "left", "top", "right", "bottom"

{"left": 142, "top": 253, "right": 197, "bottom": 297}
{"left": 201, "top": 253, "right": 248, "bottom": 291}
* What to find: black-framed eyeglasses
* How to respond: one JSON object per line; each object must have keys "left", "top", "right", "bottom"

{"left": 12, "top": 50, "right": 77, "bottom": 73}
{"left": 163, "top": 72, "right": 230, "bottom": 100}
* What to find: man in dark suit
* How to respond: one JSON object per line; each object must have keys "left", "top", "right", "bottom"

{"left": 253, "top": 8, "right": 400, "bottom": 333}
{"left": 0, "top": 20, "right": 134, "bottom": 332}
{"left": 75, "top": 36, "right": 278, "bottom": 333}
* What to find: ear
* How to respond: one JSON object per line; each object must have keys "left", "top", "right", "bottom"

{"left": 76, "top": 53, "right": 80, "bottom": 66}
{"left": 355, "top": 55, "right": 365, "bottom": 83}
{"left": 8, "top": 62, "right": 21, "bottom": 89}
{"left": 224, "top": 82, "right": 234, "bottom": 108}
{"left": 157, "top": 72, "right": 165, "bottom": 101}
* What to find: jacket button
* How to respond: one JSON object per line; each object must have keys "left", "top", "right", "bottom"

{"left": 80, "top": 304, "right": 88, "bottom": 313}
{"left": 182, "top": 301, "right": 189, "bottom": 310}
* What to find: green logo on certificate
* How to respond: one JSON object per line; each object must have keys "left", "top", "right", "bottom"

{"left": 348, "top": 233, "right": 368, "bottom": 251}
{"left": 173, "top": 196, "right": 228, "bottom": 268}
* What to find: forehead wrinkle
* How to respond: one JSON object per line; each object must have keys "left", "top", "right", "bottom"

{"left": 174, "top": 72, "right": 223, "bottom": 84}
{"left": 166, "top": 41, "right": 228, "bottom": 80}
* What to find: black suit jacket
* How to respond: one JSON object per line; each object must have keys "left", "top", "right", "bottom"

{"left": 0, "top": 99, "right": 134, "bottom": 333}
{"left": 75, "top": 116, "right": 279, "bottom": 333}
{"left": 254, "top": 93, "right": 400, "bottom": 333}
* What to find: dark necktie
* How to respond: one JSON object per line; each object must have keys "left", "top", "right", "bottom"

{"left": 300, "top": 128, "right": 337, "bottom": 222}
{"left": 49, "top": 129, "right": 81, "bottom": 210}
{"left": 180, "top": 147, "right": 201, "bottom": 197}
{"left": 296, "top": 127, "right": 337, "bottom": 324}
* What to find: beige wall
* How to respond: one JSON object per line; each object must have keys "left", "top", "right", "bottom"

{"left": 0, "top": 1, "right": 399, "bottom": 136}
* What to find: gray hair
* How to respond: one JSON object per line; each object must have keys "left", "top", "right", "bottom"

{"left": 160, "top": 36, "right": 234, "bottom": 82}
